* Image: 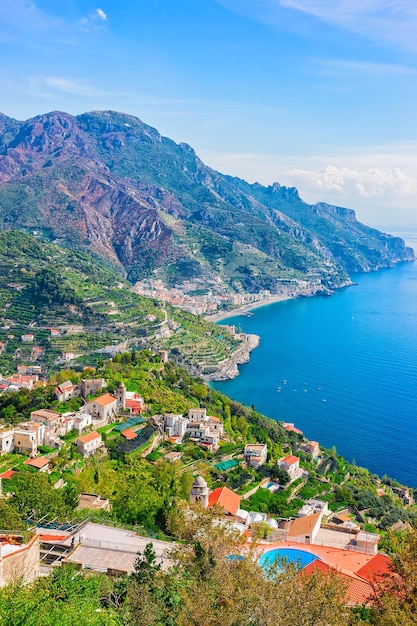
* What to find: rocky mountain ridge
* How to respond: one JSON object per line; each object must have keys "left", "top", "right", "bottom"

{"left": 0, "top": 110, "right": 413, "bottom": 291}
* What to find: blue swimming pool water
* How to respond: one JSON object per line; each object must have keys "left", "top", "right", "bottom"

{"left": 259, "top": 547, "right": 319, "bottom": 571}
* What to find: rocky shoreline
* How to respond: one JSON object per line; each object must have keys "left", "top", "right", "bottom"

{"left": 204, "top": 333, "right": 260, "bottom": 382}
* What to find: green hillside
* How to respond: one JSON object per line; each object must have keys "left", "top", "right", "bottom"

{"left": 0, "top": 231, "right": 241, "bottom": 377}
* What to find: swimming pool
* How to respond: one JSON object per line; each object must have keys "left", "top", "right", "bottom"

{"left": 258, "top": 547, "right": 320, "bottom": 571}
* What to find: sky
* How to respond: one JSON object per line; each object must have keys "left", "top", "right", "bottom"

{"left": 1, "top": 0, "right": 417, "bottom": 232}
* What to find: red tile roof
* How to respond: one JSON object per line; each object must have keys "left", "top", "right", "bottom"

{"left": 281, "top": 455, "right": 299, "bottom": 465}
{"left": 77, "top": 431, "right": 101, "bottom": 444}
{"left": 208, "top": 486, "right": 241, "bottom": 516}
{"left": 302, "top": 560, "right": 374, "bottom": 606}
{"left": 23, "top": 457, "right": 50, "bottom": 469}
{"left": 91, "top": 393, "right": 117, "bottom": 407}
{"left": 356, "top": 553, "right": 393, "bottom": 583}
{"left": 0, "top": 469, "right": 15, "bottom": 479}
{"left": 121, "top": 429, "right": 137, "bottom": 440}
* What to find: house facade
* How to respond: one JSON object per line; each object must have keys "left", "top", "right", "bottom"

{"left": 244, "top": 443, "right": 268, "bottom": 468}
{"left": 84, "top": 394, "right": 118, "bottom": 421}
{"left": 76, "top": 431, "right": 104, "bottom": 458}
{"left": 0, "top": 431, "right": 14, "bottom": 455}
{"left": 13, "top": 429, "right": 37, "bottom": 456}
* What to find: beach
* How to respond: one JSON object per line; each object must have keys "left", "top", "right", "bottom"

{"left": 205, "top": 293, "right": 295, "bottom": 323}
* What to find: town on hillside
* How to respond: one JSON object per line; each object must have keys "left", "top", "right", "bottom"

{"left": 0, "top": 350, "right": 414, "bottom": 610}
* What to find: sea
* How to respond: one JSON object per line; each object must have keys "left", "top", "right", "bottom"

{"left": 212, "top": 259, "right": 417, "bottom": 487}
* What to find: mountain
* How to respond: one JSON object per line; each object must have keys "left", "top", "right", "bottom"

{"left": 0, "top": 110, "right": 413, "bottom": 292}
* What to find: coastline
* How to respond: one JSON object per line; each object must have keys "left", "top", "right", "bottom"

{"left": 205, "top": 293, "right": 295, "bottom": 324}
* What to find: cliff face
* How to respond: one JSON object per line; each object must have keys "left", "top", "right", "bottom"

{"left": 0, "top": 110, "right": 413, "bottom": 289}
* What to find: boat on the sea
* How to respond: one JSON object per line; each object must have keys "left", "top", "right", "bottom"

{"left": 322, "top": 399, "right": 327, "bottom": 403}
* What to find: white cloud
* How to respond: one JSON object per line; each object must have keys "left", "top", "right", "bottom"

{"left": 277, "top": 0, "right": 417, "bottom": 48}
{"left": 215, "top": 0, "right": 417, "bottom": 50}
{"left": 286, "top": 164, "right": 417, "bottom": 199}
{"left": 96, "top": 8, "right": 107, "bottom": 21}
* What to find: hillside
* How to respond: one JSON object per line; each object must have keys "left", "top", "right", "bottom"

{"left": 0, "top": 351, "right": 416, "bottom": 624}
{"left": 0, "top": 110, "right": 413, "bottom": 293}
{"left": 0, "top": 231, "right": 243, "bottom": 378}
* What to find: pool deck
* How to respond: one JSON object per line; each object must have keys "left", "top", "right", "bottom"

{"left": 258, "top": 541, "right": 376, "bottom": 579}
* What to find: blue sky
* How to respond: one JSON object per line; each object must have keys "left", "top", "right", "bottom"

{"left": 1, "top": 0, "right": 417, "bottom": 230}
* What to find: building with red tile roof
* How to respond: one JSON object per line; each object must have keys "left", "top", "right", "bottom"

{"left": 76, "top": 431, "right": 104, "bottom": 457}
{"left": 356, "top": 553, "right": 393, "bottom": 583}
{"left": 121, "top": 429, "right": 137, "bottom": 440}
{"left": 208, "top": 486, "right": 241, "bottom": 516}
{"left": 84, "top": 393, "right": 118, "bottom": 421}
{"left": 302, "top": 560, "right": 374, "bottom": 606}
{"left": 0, "top": 469, "right": 15, "bottom": 480}
{"left": 279, "top": 455, "right": 301, "bottom": 480}
{"left": 287, "top": 513, "right": 322, "bottom": 544}
{"left": 23, "top": 457, "right": 50, "bottom": 471}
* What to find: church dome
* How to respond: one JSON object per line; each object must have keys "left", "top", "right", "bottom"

{"left": 192, "top": 475, "right": 207, "bottom": 488}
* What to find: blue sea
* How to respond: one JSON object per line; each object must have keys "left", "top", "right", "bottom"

{"left": 212, "top": 261, "right": 417, "bottom": 487}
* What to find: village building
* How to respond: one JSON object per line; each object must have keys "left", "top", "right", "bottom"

{"left": 282, "top": 422, "right": 303, "bottom": 435}
{"left": 297, "top": 499, "right": 330, "bottom": 518}
{"left": 5, "top": 374, "right": 39, "bottom": 390}
{"left": 13, "top": 429, "right": 37, "bottom": 456}
{"left": 76, "top": 431, "right": 104, "bottom": 458}
{"left": 84, "top": 393, "right": 118, "bottom": 421}
{"left": 17, "top": 365, "right": 42, "bottom": 375}
{"left": 125, "top": 391, "right": 145, "bottom": 414}
{"left": 279, "top": 455, "right": 302, "bottom": 480}
{"left": 208, "top": 486, "right": 241, "bottom": 516}
{"left": 0, "top": 430, "right": 14, "bottom": 455}
{"left": 0, "top": 534, "right": 40, "bottom": 587}
{"left": 55, "top": 380, "right": 79, "bottom": 403}
{"left": 244, "top": 443, "right": 268, "bottom": 468}
{"left": 22, "top": 422, "right": 46, "bottom": 447}
{"left": 21, "top": 333, "right": 34, "bottom": 343}
{"left": 81, "top": 378, "right": 105, "bottom": 399}
{"left": 163, "top": 414, "right": 188, "bottom": 440}
{"left": 287, "top": 513, "right": 322, "bottom": 544}
{"left": 121, "top": 429, "right": 137, "bottom": 441}
{"left": 77, "top": 494, "right": 110, "bottom": 511}
{"left": 73, "top": 411, "right": 92, "bottom": 434}
{"left": 30, "top": 409, "right": 62, "bottom": 431}
{"left": 300, "top": 441, "right": 320, "bottom": 458}
{"left": 23, "top": 457, "right": 50, "bottom": 472}
{"left": 164, "top": 451, "right": 182, "bottom": 463}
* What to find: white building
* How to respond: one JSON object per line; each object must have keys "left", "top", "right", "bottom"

{"left": 76, "top": 431, "right": 104, "bottom": 458}
{"left": 244, "top": 443, "right": 268, "bottom": 468}
{"left": 0, "top": 431, "right": 14, "bottom": 455}
{"left": 73, "top": 411, "right": 93, "bottom": 434}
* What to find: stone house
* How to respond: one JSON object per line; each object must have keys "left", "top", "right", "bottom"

{"left": 55, "top": 380, "right": 79, "bottom": 403}
{"left": 84, "top": 393, "right": 118, "bottom": 421}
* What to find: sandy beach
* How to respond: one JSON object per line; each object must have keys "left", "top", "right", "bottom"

{"left": 205, "top": 293, "right": 295, "bottom": 323}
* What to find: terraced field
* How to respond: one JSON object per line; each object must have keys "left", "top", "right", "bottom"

{"left": 0, "top": 231, "right": 240, "bottom": 377}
